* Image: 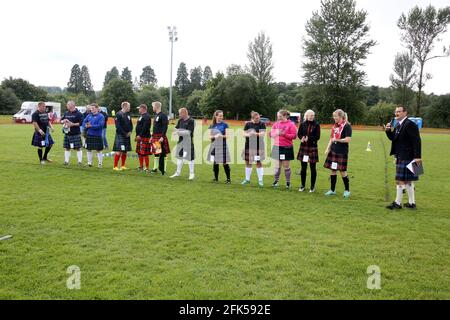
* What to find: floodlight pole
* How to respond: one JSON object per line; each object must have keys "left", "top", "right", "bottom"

{"left": 168, "top": 26, "right": 178, "bottom": 120}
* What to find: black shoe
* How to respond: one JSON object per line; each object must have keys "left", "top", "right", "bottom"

{"left": 404, "top": 203, "right": 417, "bottom": 210}
{"left": 212, "top": 178, "right": 219, "bottom": 183}
{"left": 386, "top": 202, "right": 402, "bottom": 210}
{"left": 226, "top": 179, "right": 231, "bottom": 184}
{"left": 150, "top": 169, "right": 158, "bottom": 174}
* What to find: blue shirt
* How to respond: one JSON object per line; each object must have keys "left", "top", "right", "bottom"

{"left": 209, "top": 122, "right": 229, "bottom": 136}
{"left": 82, "top": 113, "right": 105, "bottom": 137}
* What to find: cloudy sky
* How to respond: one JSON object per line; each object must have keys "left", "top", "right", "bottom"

{"left": 1, "top": 0, "right": 449, "bottom": 94}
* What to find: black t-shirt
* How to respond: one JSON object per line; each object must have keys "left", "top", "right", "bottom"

{"left": 115, "top": 111, "right": 133, "bottom": 136}
{"left": 331, "top": 124, "right": 352, "bottom": 155}
{"left": 136, "top": 113, "right": 151, "bottom": 138}
{"left": 32, "top": 111, "right": 50, "bottom": 131}
{"left": 61, "top": 110, "right": 83, "bottom": 135}
{"left": 244, "top": 121, "right": 266, "bottom": 150}
{"left": 175, "top": 117, "right": 195, "bottom": 143}
{"left": 153, "top": 112, "right": 168, "bottom": 135}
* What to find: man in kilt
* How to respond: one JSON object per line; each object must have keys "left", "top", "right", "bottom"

{"left": 324, "top": 109, "right": 352, "bottom": 198}
{"left": 241, "top": 111, "right": 266, "bottom": 187}
{"left": 113, "top": 102, "right": 133, "bottom": 171}
{"left": 61, "top": 101, "right": 83, "bottom": 166}
{"left": 170, "top": 107, "right": 196, "bottom": 180}
{"left": 31, "top": 101, "right": 55, "bottom": 165}
{"left": 82, "top": 103, "right": 105, "bottom": 168}
{"left": 297, "top": 110, "right": 321, "bottom": 193}
{"left": 135, "top": 104, "right": 152, "bottom": 172}
{"left": 385, "top": 105, "right": 422, "bottom": 210}
{"left": 150, "top": 101, "right": 170, "bottom": 175}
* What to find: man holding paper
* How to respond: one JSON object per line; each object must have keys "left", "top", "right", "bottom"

{"left": 385, "top": 105, "right": 422, "bottom": 210}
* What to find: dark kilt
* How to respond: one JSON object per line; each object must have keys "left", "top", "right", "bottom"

{"left": 175, "top": 141, "right": 195, "bottom": 161}
{"left": 63, "top": 134, "right": 82, "bottom": 149}
{"left": 31, "top": 131, "right": 54, "bottom": 148}
{"left": 297, "top": 143, "right": 319, "bottom": 163}
{"left": 150, "top": 134, "right": 170, "bottom": 156}
{"left": 324, "top": 151, "right": 348, "bottom": 171}
{"left": 208, "top": 138, "right": 231, "bottom": 164}
{"left": 113, "top": 134, "right": 132, "bottom": 152}
{"left": 85, "top": 135, "right": 104, "bottom": 151}
{"left": 242, "top": 146, "right": 266, "bottom": 163}
{"left": 136, "top": 137, "right": 152, "bottom": 156}
{"left": 395, "top": 159, "right": 419, "bottom": 182}
{"left": 271, "top": 145, "right": 295, "bottom": 161}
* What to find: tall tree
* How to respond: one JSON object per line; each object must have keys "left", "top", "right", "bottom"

{"left": 398, "top": 5, "right": 450, "bottom": 116}
{"left": 247, "top": 31, "right": 274, "bottom": 83}
{"left": 80, "top": 65, "right": 94, "bottom": 97}
{"left": 202, "top": 66, "right": 213, "bottom": 86}
{"left": 390, "top": 52, "right": 417, "bottom": 108}
{"left": 175, "top": 62, "right": 191, "bottom": 97}
{"left": 302, "top": 0, "right": 376, "bottom": 123}
{"left": 226, "top": 64, "right": 245, "bottom": 77}
{"left": 67, "top": 64, "right": 83, "bottom": 94}
{"left": 189, "top": 66, "right": 203, "bottom": 92}
{"left": 121, "top": 67, "right": 133, "bottom": 84}
{"left": 1, "top": 77, "right": 47, "bottom": 101}
{"left": 0, "top": 87, "right": 21, "bottom": 114}
{"left": 140, "top": 65, "right": 157, "bottom": 87}
{"left": 103, "top": 66, "right": 120, "bottom": 87}
{"left": 100, "top": 78, "right": 136, "bottom": 112}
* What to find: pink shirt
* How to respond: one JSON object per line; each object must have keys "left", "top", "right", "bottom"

{"left": 270, "top": 120, "right": 297, "bottom": 147}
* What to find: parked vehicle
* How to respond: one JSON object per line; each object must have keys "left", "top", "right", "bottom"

{"left": 13, "top": 101, "right": 61, "bottom": 124}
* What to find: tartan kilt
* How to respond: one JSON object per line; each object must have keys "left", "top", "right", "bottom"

{"left": 63, "top": 134, "right": 82, "bottom": 149}
{"left": 297, "top": 144, "right": 319, "bottom": 163}
{"left": 135, "top": 137, "right": 152, "bottom": 156}
{"left": 175, "top": 142, "right": 195, "bottom": 161}
{"left": 242, "top": 146, "right": 266, "bottom": 163}
{"left": 324, "top": 151, "right": 348, "bottom": 171}
{"left": 271, "top": 145, "right": 295, "bottom": 161}
{"left": 85, "top": 135, "right": 104, "bottom": 151}
{"left": 31, "top": 131, "right": 54, "bottom": 147}
{"left": 395, "top": 159, "right": 419, "bottom": 182}
{"left": 113, "top": 134, "right": 132, "bottom": 152}
{"left": 208, "top": 138, "right": 231, "bottom": 164}
{"left": 150, "top": 134, "right": 170, "bottom": 156}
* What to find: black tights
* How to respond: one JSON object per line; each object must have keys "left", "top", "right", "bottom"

{"left": 301, "top": 162, "right": 317, "bottom": 188}
{"left": 38, "top": 146, "right": 52, "bottom": 161}
{"left": 213, "top": 163, "right": 231, "bottom": 181}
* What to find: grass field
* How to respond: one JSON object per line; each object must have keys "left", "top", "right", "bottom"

{"left": 0, "top": 119, "right": 449, "bottom": 300}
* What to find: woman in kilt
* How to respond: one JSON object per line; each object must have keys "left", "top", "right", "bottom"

{"left": 113, "top": 102, "right": 133, "bottom": 171}
{"left": 82, "top": 103, "right": 105, "bottom": 168}
{"left": 61, "top": 101, "right": 84, "bottom": 166}
{"left": 241, "top": 111, "right": 266, "bottom": 187}
{"left": 208, "top": 110, "right": 231, "bottom": 184}
{"left": 269, "top": 110, "right": 298, "bottom": 190}
{"left": 297, "top": 110, "right": 321, "bottom": 193}
{"left": 135, "top": 104, "right": 152, "bottom": 172}
{"left": 31, "top": 101, "right": 55, "bottom": 165}
{"left": 150, "top": 101, "right": 170, "bottom": 175}
{"left": 170, "top": 107, "right": 196, "bottom": 180}
{"left": 323, "top": 109, "right": 352, "bottom": 198}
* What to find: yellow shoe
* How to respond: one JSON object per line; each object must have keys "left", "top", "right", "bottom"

{"left": 113, "top": 167, "right": 120, "bottom": 171}
{"left": 121, "top": 166, "right": 128, "bottom": 171}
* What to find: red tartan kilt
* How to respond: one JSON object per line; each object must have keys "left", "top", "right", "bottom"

{"left": 150, "top": 134, "right": 171, "bottom": 156}
{"left": 297, "top": 144, "right": 319, "bottom": 163}
{"left": 324, "top": 151, "right": 348, "bottom": 171}
{"left": 135, "top": 137, "right": 152, "bottom": 155}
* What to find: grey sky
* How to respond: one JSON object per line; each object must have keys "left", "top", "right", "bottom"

{"left": 1, "top": 0, "right": 449, "bottom": 94}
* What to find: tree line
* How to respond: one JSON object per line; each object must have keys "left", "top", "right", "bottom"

{"left": 0, "top": 0, "right": 449, "bottom": 128}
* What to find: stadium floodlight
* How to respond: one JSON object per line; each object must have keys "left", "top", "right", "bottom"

{"left": 168, "top": 26, "right": 178, "bottom": 120}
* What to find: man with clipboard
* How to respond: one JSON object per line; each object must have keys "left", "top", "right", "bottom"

{"left": 385, "top": 105, "right": 423, "bottom": 210}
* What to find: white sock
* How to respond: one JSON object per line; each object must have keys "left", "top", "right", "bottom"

{"left": 406, "top": 183, "right": 415, "bottom": 204}
{"left": 245, "top": 167, "right": 253, "bottom": 181}
{"left": 77, "top": 150, "right": 83, "bottom": 163}
{"left": 64, "top": 150, "right": 70, "bottom": 163}
{"left": 189, "top": 161, "right": 195, "bottom": 174}
{"left": 87, "top": 151, "right": 93, "bottom": 165}
{"left": 97, "top": 152, "right": 103, "bottom": 165}
{"left": 395, "top": 185, "right": 404, "bottom": 205}
{"left": 257, "top": 167, "right": 264, "bottom": 182}
{"left": 176, "top": 159, "right": 183, "bottom": 175}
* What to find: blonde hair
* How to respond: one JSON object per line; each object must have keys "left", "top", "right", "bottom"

{"left": 333, "top": 109, "right": 349, "bottom": 123}
{"left": 278, "top": 109, "right": 290, "bottom": 118}
{"left": 212, "top": 110, "right": 223, "bottom": 126}
{"left": 303, "top": 109, "right": 315, "bottom": 121}
{"left": 121, "top": 101, "right": 130, "bottom": 109}
{"left": 251, "top": 111, "right": 260, "bottom": 119}
{"left": 179, "top": 107, "right": 188, "bottom": 116}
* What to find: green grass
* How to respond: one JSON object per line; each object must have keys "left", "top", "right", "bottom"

{"left": 0, "top": 122, "right": 449, "bottom": 300}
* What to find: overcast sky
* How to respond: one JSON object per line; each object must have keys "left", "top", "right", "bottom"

{"left": 1, "top": 0, "right": 449, "bottom": 94}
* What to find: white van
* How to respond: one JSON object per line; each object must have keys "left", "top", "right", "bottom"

{"left": 13, "top": 101, "right": 61, "bottom": 124}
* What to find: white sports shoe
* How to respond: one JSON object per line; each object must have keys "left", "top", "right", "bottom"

{"left": 189, "top": 173, "right": 195, "bottom": 180}
{"left": 170, "top": 173, "right": 180, "bottom": 178}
